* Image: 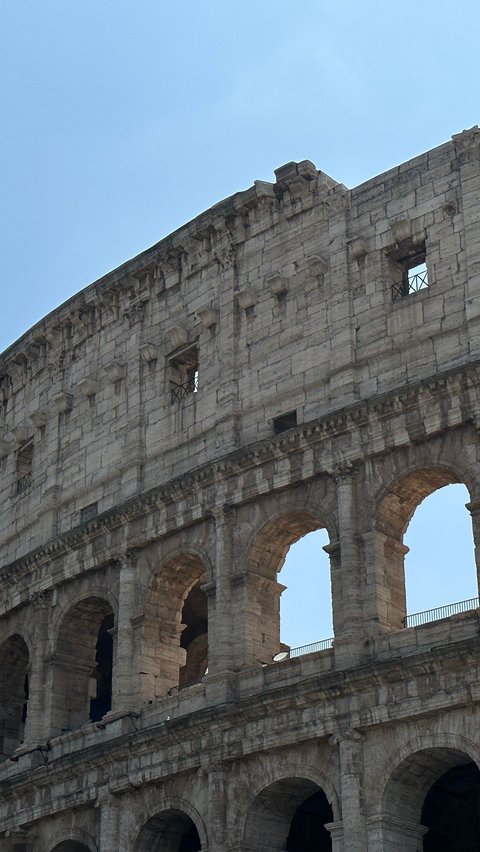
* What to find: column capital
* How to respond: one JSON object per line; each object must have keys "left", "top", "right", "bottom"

{"left": 332, "top": 459, "right": 358, "bottom": 485}
{"left": 115, "top": 548, "right": 139, "bottom": 569}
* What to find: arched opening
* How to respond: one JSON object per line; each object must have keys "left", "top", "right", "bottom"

{"left": 0, "top": 634, "right": 29, "bottom": 758}
{"left": 404, "top": 483, "right": 477, "bottom": 620}
{"left": 279, "top": 529, "right": 333, "bottom": 651}
{"left": 133, "top": 809, "right": 202, "bottom": 852}
{"left": 89, "top": 611, "right": 114, "bottom": 722}
{"left": 179, "top": 579, "right": 208, "bottom": 689}
{"left": 51, "top": 597, "right": 114, "bottom": 735}
{"left": 50, "top": 844, "right": 94, "bottom": 852}
{"left": 375, "top": 470, "right": 477, "bottom": 631}
{"left": 381, "top": 747, "right": 480, "bottom": 851}
{"left": 422, "top": 762, "right": 480, "bottom": 850}
{"left": 141, "top": 554, "right": 208, "bottom": 701}
{"left": 247, "top": 512, "right": 333, "bottom": 663}
{"left": 244, "top": 778, "right": 333, "bottom": 851}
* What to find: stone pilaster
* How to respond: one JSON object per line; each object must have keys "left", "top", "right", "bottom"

{"left": 331, "top": 730, "right": 367, "bottom": 852}
{"left": 97, "top": 791, "right": 120, "bottom": 852}
{"left": 333, "top": 462, "right": 364, "bottom": 662}
{"left": 205, "top": 763, "right": 227, "bottom": 852}
{"left": 23, "top": 591, "right": 50, "bottom": 745}
{"left": 112, "top": 550, "right": 137, "bottom": 712}
{"left": 207, "top": 505, "right": 234, "bottom": 676}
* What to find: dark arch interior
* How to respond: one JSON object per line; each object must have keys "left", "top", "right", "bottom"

{"left": 89, "top": 611, "right": 114, "bottom": 722}
{"left": 134, "top": 809, "right": 201, "bottom": 852}
{"left": 0, "top": 634, "right": 30, "bottom": 757}
{"left": 286, "top": 789, "right": 333, "bottom": 851}
{"left": 179, "top": 579, "right": 208, "bottom": 689}
{"left": 51, "top": 843, "right": 93, "bottom": 852}
{"left": 422, "top": 761, "right": 480, "bottom": 851}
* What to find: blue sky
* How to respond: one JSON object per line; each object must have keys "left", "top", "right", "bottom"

{"left": 1, "top": 1, "right": 478, "bottom": 647}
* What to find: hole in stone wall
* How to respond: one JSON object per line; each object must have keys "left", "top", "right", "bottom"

{"left": 169, "top": 344, "right": 199, "bottom": 403}
{"left": 273, "top": 410, "right": 297, "bottom": 434}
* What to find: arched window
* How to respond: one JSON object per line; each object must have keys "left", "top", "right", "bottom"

{"left": 244, "top": 778, "right": 334, "bottom": 851}
{"left": 179, "top": 579, "right": 208, "bottom": 689}
{"left": 422, "top": 761, "right": 480, "bottom": 849}
{"left": 0, "top": 634, "right": 29, "bottom": 758}
{"left": 381, "top": 747, "right": 480, "bottom": 851}
{"left": 134, "top": 809, "right": 202, "bottom": 852}
{"left": 404, "top": 483, "right": 477, "bottom": 622}
{"left": 142, "top": 554, "right": 208, "bottom": 701}
{"left": 278, "top": 529, "right": 333, "bottom": 652}
{"left": 52, "top": 597, "right": 114, "bottom": 735}
{"left": 247, "top": 513, "right": 333, "bottom": 664}
{"left": 374, "top": 469, "right": 477, "bottom": 631}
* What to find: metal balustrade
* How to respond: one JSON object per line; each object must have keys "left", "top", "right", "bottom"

{"left": 273, "top": 637, "right": 334, "bottom": 662}
{"left": 170, "top": 373, "right": 198, "bottom": 403}
{"left": 403, "top": 596, "right": 479, "bottom": 628}
{"left": 16, "top": 471, "right": 32, "bottom": 495}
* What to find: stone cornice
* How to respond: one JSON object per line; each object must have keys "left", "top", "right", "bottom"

{"left": 1, "top": 360, "right": 479, "bottom": 596}
{"left": 0, "top": 627, "right": 477, "bottom": 826}
{"left": 0, "top": 162, "right": 345, "bottom": 380}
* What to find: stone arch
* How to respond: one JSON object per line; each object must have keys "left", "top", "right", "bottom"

{"left": 0, "top": 633, "right": 30, "bottom": 758}
{"left": 49, "top": 584, "right": 118, "bottom": 650}
{"left": 375, "top": 736, "right": 480, "bottom": 850}
{"left": 132, "top": 796, "right": 207, "bottom": 852}
{"left": 244, "top": 504, "right": 334, "bottom": 664}
{"left": 50, "top": 595, "right": 115, "bottom": 736}
{"left": 139, "top": 548, "right": 210, "bottom": 701}
{"left": 242, "top": 765, "right": 338, "bottom": 851}
{"left": 245, "top": 761, "right": 341, "bottom": 823}
{"left": 40, "top": 827, "right": 98, "bottom": 852}
{"left": 47, "top": 842, "right": 96, "bottom": 852}
{"left": 371, "top": 462, "right": 476, "bottom": 631}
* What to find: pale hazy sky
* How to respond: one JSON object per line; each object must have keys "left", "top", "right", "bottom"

{"left": 1, "top": 1, "right": 478, "bottom": 647}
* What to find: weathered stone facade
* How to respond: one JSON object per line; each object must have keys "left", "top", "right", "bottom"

{"left": 1, "top": 127, "right": 480, "bottom": 851}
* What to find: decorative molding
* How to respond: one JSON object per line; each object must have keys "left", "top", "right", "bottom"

{"left": 77, "top": 377, "right": 99, "bottom": 398}
{"left": 235, "top": 289, "right": 257, "bottom": 310}
{"left": 104, "top": 362, "right": 125, "bottom": 382}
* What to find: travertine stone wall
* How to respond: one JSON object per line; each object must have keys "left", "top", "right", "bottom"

{"left": 1, "top": 127, "right": 480, "bottom": 851}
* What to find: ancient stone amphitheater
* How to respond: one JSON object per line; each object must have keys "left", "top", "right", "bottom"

{"left": 1, "top": 127, "right": 480, "bottom": 851}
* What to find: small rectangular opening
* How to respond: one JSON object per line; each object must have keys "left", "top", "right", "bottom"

{"left": 80, "top": 502, "right": 98, "bottom": 524}
{"left": 16, "top": 439, "right": 33, "bottom": 495}
{"left": 273, "top": 410, "right": 297, "bottom": 434}
{"left": 169, "top": 344, "right": 199, "bottom": 403}
{"left": 391, "top": 245, "right": 429, "bottom": 300}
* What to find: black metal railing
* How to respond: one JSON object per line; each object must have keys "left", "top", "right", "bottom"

{"left": 392, "top": 267, "right": 429, "bottom": 300}
{"left": 16, "top": 471, "right": 32, "bottom": 495}
{"left": 170, "top": 374, "right": 198, "bottom": 403}
{"left": 407, "top": 267, "right": 429, "bottom": 293}
{"left": 403, "top": 596, "right": 479, "bottom": 628}
{"left": 273, "top": 637, "right": 334, "bottom": 661}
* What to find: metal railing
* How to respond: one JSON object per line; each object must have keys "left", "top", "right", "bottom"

{"left": 170, "top": 374, "right": 198, "bottom": 403}
{"left": 273, "top": 637, "right": 334, "bottom": 661}
{"left": 16, "top": 471, "right": 32, "bottom": 495}
{"left": 403, "top": 596, "right": 479, "bottom": 628}
{"left": 407, "top": 267, "right": 428, "bottom": 293}
{"left": 392, "top": 266, "right": 429, "bottom": 300}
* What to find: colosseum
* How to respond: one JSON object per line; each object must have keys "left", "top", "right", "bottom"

{"left": 1, "top": 126, "right": 480, "bottom": 851}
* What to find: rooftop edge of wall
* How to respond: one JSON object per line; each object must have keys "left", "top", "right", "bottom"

{"left": 1, "top": 126, "right": 478, "bottom": 368}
